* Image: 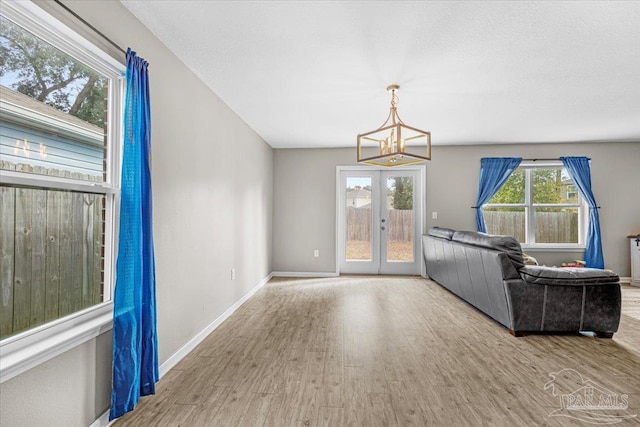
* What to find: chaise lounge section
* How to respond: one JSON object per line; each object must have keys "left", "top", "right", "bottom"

{"left": 423, "top": 227, "right": 621, "bottom": 337}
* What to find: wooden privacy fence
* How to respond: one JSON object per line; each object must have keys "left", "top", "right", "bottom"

{"left": 0, "top": 162, "right": 104, "bottom": 340}
{"left": 484, "top": 210, "right": 578, "bottom": 243}
{"left": 347, "top": 206, "right": 413, "bottom": 242}
{"left": 346, "top": 208, "right": 577, "bottom": 244}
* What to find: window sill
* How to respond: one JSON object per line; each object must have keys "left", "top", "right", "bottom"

{"left": 0, "top": 302, "right": 113, "bottom": 383}
{"left": 521, "top": 245, "right": 585, "bottom": 252}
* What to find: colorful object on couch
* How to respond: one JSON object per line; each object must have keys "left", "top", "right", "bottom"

{"left": 522, "top": 253, "right": 538, "bottom": 266}
{"left": 561, "top": 260, "right": 586, "bottom": 268}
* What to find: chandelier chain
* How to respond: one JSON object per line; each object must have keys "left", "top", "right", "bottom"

{"left": 390, "top": 89, "right": 399, "bottom": 109}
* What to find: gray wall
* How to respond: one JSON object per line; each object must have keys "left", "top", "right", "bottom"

{"left": 273, "top": 149, "right": 359, "bottom": 272}
{"left": 273, "top": 142, "right": 640, "bottom": 276}
{"left": 0, "top": 1, "right": 273, "bottom": 426}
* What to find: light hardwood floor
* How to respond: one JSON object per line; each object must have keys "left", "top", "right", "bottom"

{"left": 114, "top": 277, "right": 640, "bottom": 426}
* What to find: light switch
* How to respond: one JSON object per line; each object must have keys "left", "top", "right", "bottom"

{"left": 432, "top": 211, "right": 438, "bottom": 219}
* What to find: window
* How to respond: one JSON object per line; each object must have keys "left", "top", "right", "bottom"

{"left": 0, "top": 1, "right": 123, "bottom": 381}
{"left": 483, "top": 162, "right": 586, "bottom": 248}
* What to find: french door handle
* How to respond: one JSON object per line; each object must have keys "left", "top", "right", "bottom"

{"left": 381, "top": 219, "right": 386, "bottom": 223}
{"left": 381, "top": 226, "right": 386, "bottom": 231}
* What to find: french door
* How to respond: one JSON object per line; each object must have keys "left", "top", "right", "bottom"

{"left": 338, "top": 167, "right": 423, "bottom": 275}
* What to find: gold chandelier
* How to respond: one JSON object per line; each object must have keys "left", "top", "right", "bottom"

{"left": 357, "top": 84, "right": 431, "bottom": 167}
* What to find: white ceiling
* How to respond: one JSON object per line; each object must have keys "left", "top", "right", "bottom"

{"left": 121, "top": 1, "right": 640, "bottom": 148}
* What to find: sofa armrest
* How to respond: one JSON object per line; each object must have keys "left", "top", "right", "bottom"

{"left": 520, "top": 266, "right": 619, "bottom": 286}
{"left": 427, "top": 227, "right": 455, "bottom": 240}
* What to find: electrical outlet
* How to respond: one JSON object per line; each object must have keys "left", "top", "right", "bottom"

{"left": 432, "top": 211, "right": 438, "bottom": 219}
{"left": 313, "top": 249, "right": 319, "bottom": 257}
{"left": 231, "top": 268, "right": 235, "bottom": 280}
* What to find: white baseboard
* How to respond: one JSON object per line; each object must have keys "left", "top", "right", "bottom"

{"left": 89, "top": 410, "right": 111, "bottom": 427}
{"left": 158, "top": 272, "right": 273, "bottom": 378}
{"left": 271, "top": 271, "right": 339, "bottom": 278}
{"left": 92, "top": 272, "right": 273, "bottom": 427}
{"left": 620, "top": 277, "right": 640, "bottom": 287}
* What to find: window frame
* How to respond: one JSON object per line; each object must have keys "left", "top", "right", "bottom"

{"left": 0, "top": 0, "right": 124, "bottom": 383}
{"left": 483, "top": 161, "right": 587, "bottom": 250}
{"left": 566, "top": 184, "right": 578, "bottom": 200}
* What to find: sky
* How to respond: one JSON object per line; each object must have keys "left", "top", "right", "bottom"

{"left": 346, "top": 176, "right": 372, "bottom": 188}
{"left": 346, "top": 176, "right": 401, "bottom": 190}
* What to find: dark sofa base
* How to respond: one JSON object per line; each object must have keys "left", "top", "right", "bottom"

{"left": 504, "top": 280, "right": 621, "bottom": 336}
{"left": 509, "top": 329, "right": 615, "bottom": 338}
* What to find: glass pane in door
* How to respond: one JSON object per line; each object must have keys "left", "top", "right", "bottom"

{"left": 345, "top": 176, "right": 372, "bottom": 260}
{"left": 385, "top": 176, "right": 414, "bottom": 262}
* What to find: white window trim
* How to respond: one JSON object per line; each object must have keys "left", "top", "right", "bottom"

{"left": 484, "top": 161, "right": 587, "bottom": 250}
{"left": 0, "top": 303, "right": 113, "bottom": 383}
{"left": 0, "top": 170, "right": 119, "bottom": 194}
{"left": 0, "top": 0, "right": 124, "bottom": 383}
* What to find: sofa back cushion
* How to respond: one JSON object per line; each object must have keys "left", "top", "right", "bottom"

{"left": 427, "top": 226, "right": 455, "bottom": 240}
{"left": 452, "top": 231, "right": 525, "bottom": 271}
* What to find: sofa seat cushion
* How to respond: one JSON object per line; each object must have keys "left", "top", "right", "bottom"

{"left": 520, "top": 266, "right": 619, "bottom": 286}
{"left": 452, "top": 231, "right": 525, "bottom": 271}
{"left": 428, "top": 227, "right": 455, "bottom": 240}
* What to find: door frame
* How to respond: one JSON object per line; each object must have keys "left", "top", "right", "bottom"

{"left": 335, "top": 165, "right": 426, "bottom": 276}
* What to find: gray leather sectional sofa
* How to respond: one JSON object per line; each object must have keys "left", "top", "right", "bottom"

{"left": 423, "top": 227, "right": 621, "bottom": 337}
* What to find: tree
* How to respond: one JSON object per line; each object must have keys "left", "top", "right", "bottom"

{"left": 489, "top": 167, "right": 564, "bottom": 210}
{"left": 0, "top": 16, "right": 106, "bottom": 127}
{"left": 391, "top": 177, "right": 413, "bottom": 210}
{"left": 532, "top": 168, "right": 562, "bottom": 204}
{"left": 489, "top": 169, "right": 525, "bottom": 205}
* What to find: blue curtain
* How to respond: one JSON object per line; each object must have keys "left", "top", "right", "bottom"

{"left": 475, "top": 157, "right": 522, "bottom": 232}
{"left": 110, "top": 48, "right": 158, "bottom": 421}
{"left": 560, "top": 156, "right": 604, "bottom": 269}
